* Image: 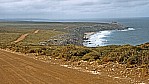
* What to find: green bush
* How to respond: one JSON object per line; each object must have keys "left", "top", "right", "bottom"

{"left": 82, "top": 51, "right": 101, "bottom": 61}
{"left": 127, "top": 55, "right": 140, "bottom": 65}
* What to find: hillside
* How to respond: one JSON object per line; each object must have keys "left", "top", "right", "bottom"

{"left": 0, "top": 22, "right": 148, "bottom": 84}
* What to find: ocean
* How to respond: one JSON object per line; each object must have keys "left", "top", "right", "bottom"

{"left": 83, "top": 17, "right": 149, "bottom": 47}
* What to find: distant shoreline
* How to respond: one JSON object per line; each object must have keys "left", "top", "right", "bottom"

{"left": 0, "top": 17, "right": 149, "bottom": 22}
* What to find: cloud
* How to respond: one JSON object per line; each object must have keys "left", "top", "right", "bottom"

{"left": 0, "top": 0, "right": 22, "bottom": 3}
{"left": 0, "top": 0, "right": 149, "bottom": 19}
{"left": 112, "top": 0, "right": 149, "bottom": 8}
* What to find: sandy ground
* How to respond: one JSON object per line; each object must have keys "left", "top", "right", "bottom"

{"left": 13, "top": 30, "right": 39, "bottom": 43}
{"left": 13, "top": 33, "right": 29, "bottom": 43}
{"left": 34, "top": 30, "right": 39, "bottom": 34}
{"left": 0, "top": 49, "right": 125, "bottom": 84}
{"left": 64, "top": 26, "right": 70, "bottom": 29}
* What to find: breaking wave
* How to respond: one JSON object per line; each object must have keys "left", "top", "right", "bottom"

{"left": 83, "top": 31, "right": 112, "bottom": 47}
{"left": 118, "top": 28, "right": 135, "bottom": 32}
{"left": 83, "top": 28, "right": 136, "bottom": 47}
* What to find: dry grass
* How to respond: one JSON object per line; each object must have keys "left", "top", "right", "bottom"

{"left": 0, "top": 33, "right": 21, "bottom": 44}
{"left": 21, "top": 30, "right": 65, "bottom": 45}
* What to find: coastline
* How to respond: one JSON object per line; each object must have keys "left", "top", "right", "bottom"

{"left": 83, "top": 27, "right": 137, "bottom": 47}
{"left": 46, "top": 22, "right": 128, "bottom": 46}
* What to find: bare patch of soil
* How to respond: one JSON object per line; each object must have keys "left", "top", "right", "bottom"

{"left": 34, "top": 30, "right": 39, "bottom": 34}
{"left": 13, "top": 33, "right": 29, "bottom": 43}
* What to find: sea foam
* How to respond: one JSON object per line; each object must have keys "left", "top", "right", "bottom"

{"left": 83, "top": 28, "right": 136, "bottom": 47}
{"left": 83, "top": 31, "right": 112, "bottom": 47}
{"left": 118, "top": 28, "right": 135, "bottom": 31}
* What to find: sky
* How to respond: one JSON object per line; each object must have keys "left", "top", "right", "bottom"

{"left": 0, "top": 0, "right": 149, "bottom": 19}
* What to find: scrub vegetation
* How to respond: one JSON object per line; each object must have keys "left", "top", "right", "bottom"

{"left": 0, "top": 22, "right": 149, "bottom": 83}
{"left": 0, "top": 22, "right": 148, "bottom": 68}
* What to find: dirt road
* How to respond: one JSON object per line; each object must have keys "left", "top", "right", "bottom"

{"left": 34, "top": 30, "right": 39, "bottom": 34}
{"left": 0, "top": 49, "right": 124, "bottom": 84}
{"left": 14, "top": 33, "right": 29, "bottom": 43}
{"left": 13, "top": 30, "right": 39, "bottom": 43}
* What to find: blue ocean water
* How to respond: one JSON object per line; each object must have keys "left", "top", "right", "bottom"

{"left": 83, "top": 17, "right": 149, "bottom": 47}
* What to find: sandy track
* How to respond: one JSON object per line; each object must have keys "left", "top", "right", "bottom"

{"left": 14, "top": 33, "right": 29, "bottom": 43}
{"left": 0, "top": 49, "right": 120, "bottom": 84}
{"left": 13, "top": 30, "right": 39, "bottom": 43}
{"left": 34, "top": 30, "right": 39, "bottom": 34}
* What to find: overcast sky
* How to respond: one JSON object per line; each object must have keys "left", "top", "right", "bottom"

{"left": 0, "top": 0, "right": 149, "bottom": 19}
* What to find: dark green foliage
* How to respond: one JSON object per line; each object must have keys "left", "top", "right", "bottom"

{"left": 82, "top": 51, "right": 101, "bottom": 61}
{"left": 2, "top": 43, "right": 149, "bottom": 68}
{"left": 127, "top": 55, "right": 139, "bottom": 65}
{"left": 50, "top": 45, "right": 92, "bottom": 60}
